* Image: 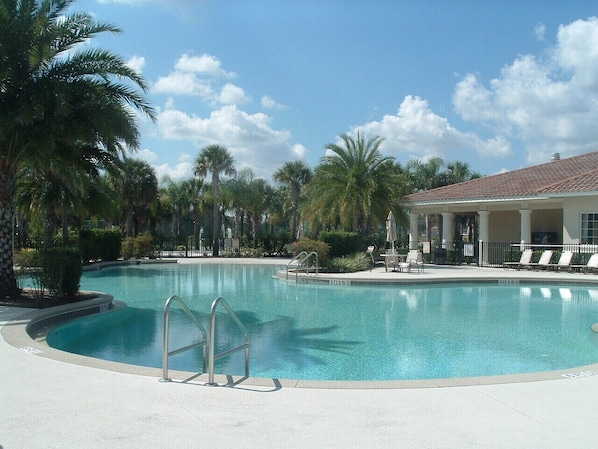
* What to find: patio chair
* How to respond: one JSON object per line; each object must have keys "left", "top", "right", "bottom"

{"left": 571, "top": 253, "right": 598, "bottom": 274}
{"left": 503, "top": 249, "right": 533, "bottom": 270}
{"left": 398, "top": 250, "right": 424, "bottom": 273}
{"left": 529, "top": 250, "right": 553, "bottom": 270}
{"left": 549, "top": 251, "right": 573, "bottom": 272}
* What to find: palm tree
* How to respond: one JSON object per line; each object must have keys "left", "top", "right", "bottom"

{"left": 303, "top": 132, "right": 406, "bottom": 235}
{"left": 194, "top": 145, "right": 235, "bottom": 256}
{"left": 160, "top": 176, "right": 206, "bottom": 245}
{"left": 244, "top": 177, "right": 274, "bottom": 248}
{"left": 0, "top": 0, "right": 155, "bottom": 296}
{"left": 109, "top": 159, "right": 158, "bottom": 238}
{"left": 273, "top": 161, "right": 312, "bottom": 239}
{"left": 222, "top": 167, "right": 253, "bottom": 240}
{"left": 445, "top": 161, "right": 481, "bottom": 185}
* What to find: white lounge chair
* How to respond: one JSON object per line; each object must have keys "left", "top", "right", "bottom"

{"left": 571, "top": 253, "right": 598, "bottom": 274}
{"left": 550, "top": 251, "right": 573, "bottom": 272}
{"left": 503, "top": 249, "right": 533, "bottom": 270}
{"left": 529, "top": 250, "right": 553, "bottom": 270}
{"left": 399, "top": 250, "right": 424, "bottom": 273}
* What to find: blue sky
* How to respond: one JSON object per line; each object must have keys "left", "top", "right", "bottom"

{"left": 72, "top": 0, "right": 598, "bottom": 182}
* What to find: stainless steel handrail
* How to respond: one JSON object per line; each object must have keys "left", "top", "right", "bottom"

{"left": 208, "top": 297, "right": 250, "bottom": 386}
{"left": 286, "top": 251, "right": 307, "bottom": 280}
{"left": 160, "top": 295, "right": 208, "bottom": 382}
{"left": 286, "top": 251, "right": 319, "bottom": 281}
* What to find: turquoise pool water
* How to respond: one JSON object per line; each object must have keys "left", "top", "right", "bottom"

{"left": 45, "top": 263, "right": 598, "bottom": 381}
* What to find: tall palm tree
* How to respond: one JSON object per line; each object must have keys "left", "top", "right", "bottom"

{"left": 273, "top": 160, "right": 312, "bottom": 239}
{"left": 110, "top": 159, "right": 158, "bottom": 238}
{"left": 194, "top": 144, "right": 235, "bottom": 256}
{"left": 223, "top": 167, "right": 253, "bottom": 239}
{"left": 0, "top": 0, "right": 155, "bottom": 296}
{"left": 303, "top": 132, "right": 406, "bottom": 235}
{"left": 244, "top": 177, "right": 274, "bottom": 248}
{"left": 160, "top": 176, "right": 206, "bottom": 245}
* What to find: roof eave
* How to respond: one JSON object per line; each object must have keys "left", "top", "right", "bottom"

{"left": 409, "top": 196, "right": 550, "bottom": 207}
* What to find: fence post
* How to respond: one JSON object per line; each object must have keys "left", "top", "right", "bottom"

{"left": 478, "top": 240, "right": 484, "bottom": 267}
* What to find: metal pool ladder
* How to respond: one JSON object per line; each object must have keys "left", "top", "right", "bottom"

{"left": 160, "top": 295, "right": 250, "bottom": 385}
{"left": 286, "top": 251, "right": 319, "bottom": 281}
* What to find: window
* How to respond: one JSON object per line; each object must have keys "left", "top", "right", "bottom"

{"left": 581, "top": 213, "right": 598, "bottom": 244}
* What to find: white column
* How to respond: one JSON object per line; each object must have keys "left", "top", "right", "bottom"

{"left": 478, "top": 210, "right": 489, "bottom": 242}
{"left": 441, "top": 212, "right": 454, "bottom": 249}
{"left": 478, "top": 210, "right": 489, "bottom": 266}
{"left": 409, "top": 213, "right": 419, "bottom": 250}
{"left": 519, "top": 209, "right": 532, "bottom": 247}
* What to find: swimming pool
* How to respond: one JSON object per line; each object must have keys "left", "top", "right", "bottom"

{"left": 45, "top": 263, "right": 598, "bottom": 381}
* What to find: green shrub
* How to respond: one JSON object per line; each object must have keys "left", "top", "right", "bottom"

{"left": 122, "top": 233, "right": 154, "bottom": 259}
{"left": 79, "top": 229, "right": 122, "bottom": 262}
{"left": 326, "top": 252, "right": 370, "bottom": 273}
{"left": 318, "top": 230, "right": 361, "bottom": 258}
{"left": 286, "top": 238, "right": 330, "bottom": 262}
{"left": 14, "top": 248, "right": 43, "bottom": 295}
{"left": 38, "top": 247, "right": 82, "bottom": 300}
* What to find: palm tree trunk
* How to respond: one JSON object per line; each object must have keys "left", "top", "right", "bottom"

{"left": 212, "top": 175, "right": 220, "bottom": 256}
{"left": 0, "top": 167, "right": 18, "bottom": 297}
{"left": 43, "top": 208, "right": 55, "bottom": 249}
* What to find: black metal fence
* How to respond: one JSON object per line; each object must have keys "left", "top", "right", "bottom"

{"left": 421, "top": 241, "right": 598, "bottom": 267}
{"left": 156, "top": 238, "right": 598, "bottom": 268}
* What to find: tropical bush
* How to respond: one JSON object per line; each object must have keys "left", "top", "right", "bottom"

{"left": 38, "top": 248, "right": 82, "bottom": 300}
{"left": 326, "top": 252, "right": 371, "bottom": 273}
{"left": 79, "top": 229, "right": 122, "bottom": 262}
{"left": 122, "top": 233, "right": 154, "bottom": 259}
{"left": 318, "top": 230, "right": 362, "bottom": 258}
{"left": 286, "top": 238, "right": 330, "bottom": 262}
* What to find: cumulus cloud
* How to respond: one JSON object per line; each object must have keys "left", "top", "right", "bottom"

{"left": 356, "top": 95, "right": 511, "bottom": 161}
{"left": 157, "top": 102, "right": 306, "bottom": 178}
{"left": 174, "top": 54, "right": 236, "bottom": 79}
{"left": 126, "top": 56, "right": 146, "bottom": 74}
{"left": 135, "top": 148, "right": 194, "bottom": 181}
{"left": 453, "top": 17, "right": 598, "bottom": 165}
{"left": 261, "top": 95, "right": 286, "bottom": 110}
{"left": 219, "top": 83, "right": 250, "bottom": 104}
{"left": 153, "top": 54, "right": 243, "bottom": 106}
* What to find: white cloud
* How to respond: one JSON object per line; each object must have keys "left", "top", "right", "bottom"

{"left": 261, "top": 95, "right": 286, "bottom": 109}
{"left": 535, "top": 23, "right": 546, "bottom": 41}
{"left": 356, "top": 95, "right": 511, "bottom": 161}
{"left": 219, "top": 83, "right": 250, "bottom": 105}
{"left": 452, "top": 17, "right": 598, "bottom": 165}
{"left": 157, "top": 103, "right": 306, "bottom": 178}
{"left": 134, "top": 148, "right": 194, "bottom": 181}
{"left": 154, "top": 161, "right": 194, "bottom": 181}
{"left": 126, "top": 56, "right": 146, "bottom": 74}
{"left": 153, "top": 54, "right": 247, "bottom": 107}
{"left": 174, "top": 54, "right": 236, "bottom": 79}
{"left": 153, "top": 71, "right": 214, "bottom": 97}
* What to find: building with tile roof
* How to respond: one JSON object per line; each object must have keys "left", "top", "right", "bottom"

{"left": 405, "top": 151, "right": 598, "bottom": 262}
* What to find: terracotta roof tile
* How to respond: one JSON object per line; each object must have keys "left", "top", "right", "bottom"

{"left": 407, "top": 151, "right": 598, "bottom": 204}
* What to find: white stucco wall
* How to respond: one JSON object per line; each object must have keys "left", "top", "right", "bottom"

{"left": 562, "top": 197, "right": 597, "bottom": 244}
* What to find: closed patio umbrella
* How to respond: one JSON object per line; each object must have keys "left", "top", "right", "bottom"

{"left": 386, "top": 211, "right": 397, "bottom": 253}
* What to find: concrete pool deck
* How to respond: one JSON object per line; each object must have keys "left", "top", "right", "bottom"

{"left": 2, "top": 260, "right": 598, "bottom": 448}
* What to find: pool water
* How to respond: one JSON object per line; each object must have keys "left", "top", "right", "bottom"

{"left": 45, "top": 263, "right": 598, "bottom": 381}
